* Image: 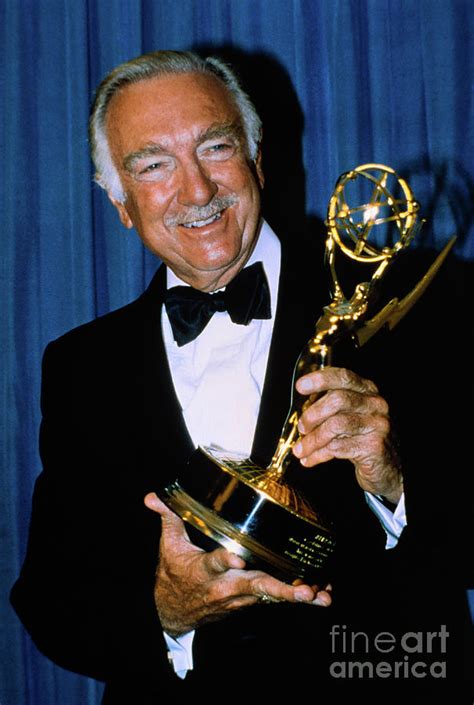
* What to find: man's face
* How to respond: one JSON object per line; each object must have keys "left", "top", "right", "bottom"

{"left": 106, "top": 72, "right": 264, "bottom": 291}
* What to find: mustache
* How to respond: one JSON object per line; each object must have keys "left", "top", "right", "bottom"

{"left": 165, "top": 194, "right": 238, "bottom": 227}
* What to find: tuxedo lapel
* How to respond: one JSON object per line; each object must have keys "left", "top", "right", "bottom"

{"left": 252, "top": 235, "right": 329, "bottom": 464}
{"left": 141, "top": 265, "right": 195, "bottom": 489}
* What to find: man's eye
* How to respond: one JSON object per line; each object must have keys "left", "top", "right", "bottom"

{"left": 140, "top": 162, "right": 164, "bottom": 174}
{"left": 132, "top": 159, "right": 173, "bottom": 181}
{"left": 202, "top": 142, "right": 237, "bottom": 160}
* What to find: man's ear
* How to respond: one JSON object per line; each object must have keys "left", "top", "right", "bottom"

{"left": 107, "top": 193, "right": 134, "bottom": 229}
{"left": 254, "top": 142, "right": 265, "bottom": 190}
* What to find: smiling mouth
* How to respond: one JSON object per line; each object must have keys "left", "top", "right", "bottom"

{"left": 181, "top": 210, "right": 224, "bottom": 229}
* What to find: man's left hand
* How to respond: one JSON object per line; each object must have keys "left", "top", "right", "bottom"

{"left": 293, "top": 367, "right": 403, "bottom": 505}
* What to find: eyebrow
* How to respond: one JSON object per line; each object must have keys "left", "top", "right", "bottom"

{"left": 122, "top": 120, "right": 245, "bottom": 172}
{"left": 196, "top": 121, "right": 245, "bottom": 145}
{"left": 123, "top": 144, "right": 167, "bottom": 172}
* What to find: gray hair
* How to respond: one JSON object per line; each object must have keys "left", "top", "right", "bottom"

{"left": 89, "top": 50, "right": 262, "bottom": 202}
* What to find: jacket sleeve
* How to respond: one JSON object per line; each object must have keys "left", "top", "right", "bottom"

{"left": 10, "top": 337, "right": 173, "bottom": 685}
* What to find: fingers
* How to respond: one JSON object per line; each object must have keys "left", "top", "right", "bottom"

{"left": 298, "top": 388, "right": 388, "bottom": 434}
{"left": 244, "top": 572, "right": 316, "bottom": 604}
{"left": 288, "top": 581, "right": 332, "bottom": 606}
{"left": 243, "top": 573, "right": 332, "bottom": 607}
{"left": 294, "top": 367, "right": 390, "bottom": 468}
{"left": 311, "top": 588, "right": 333, "bottom": 607}
{"left": 210, "top": 572, "right": 332, "bottom": 612}
{"left": 296, "top": 368, "right": 386, "bottom": 438}
{"left": 294, "top": 415, "right": 390, "bottom": 466}
{"left": 296, "top": 367, "right": 379, "bottom": 397}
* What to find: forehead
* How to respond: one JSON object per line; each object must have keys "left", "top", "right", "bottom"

{"left": 106, "top": 72, "right": 241, "bottom": 154}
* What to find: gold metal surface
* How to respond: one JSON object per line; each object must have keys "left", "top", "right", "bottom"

{"left": 166, "top": 483, "right": 332, "bottom": 576}
{"left": 200, "top": 447, "right": 322, "bottom": 525}
{"left": 267, "top": 163, "right": 445, "bottom": 479}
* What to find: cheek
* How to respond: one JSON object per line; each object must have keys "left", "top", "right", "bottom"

{"left": 125, "top": 183, "right": 175, "bottom": 224}
{"left": 219, "top": 158, "right": 255, "bottom": 192}
{"left": 218, "top": 158, "right": 260, "bottom": 197}
{"left": 121, "top": 193, "right": 175, "bottom": 257}
{"left": 235, "top": 180, "right": 261, "bottom": 231}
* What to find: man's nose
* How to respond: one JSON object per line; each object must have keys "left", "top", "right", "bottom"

{"left": 177, "top": 159, "right": 218, "bottom": 206}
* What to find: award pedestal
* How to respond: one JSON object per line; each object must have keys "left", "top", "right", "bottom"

{"left": 163, "top": 446, "right": 336, "bottom": 583}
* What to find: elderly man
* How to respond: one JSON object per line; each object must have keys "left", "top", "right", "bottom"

{"left": 11, "top": 51, "right": 471, "bottom": 704}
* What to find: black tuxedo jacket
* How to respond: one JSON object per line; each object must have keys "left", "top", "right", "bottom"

{"left": 11, "top": 234, "right": 473, "bottom": 703}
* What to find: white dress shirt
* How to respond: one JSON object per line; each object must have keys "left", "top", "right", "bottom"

{"left": 162, "top": 220, "right": 280, "bottom": 457}
{"left": 160, "top": 219, "right": 406, "bottom": 677}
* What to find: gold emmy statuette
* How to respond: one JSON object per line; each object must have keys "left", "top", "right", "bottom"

{"left": 160, "top": 164, "right": 455, "bottom": 583}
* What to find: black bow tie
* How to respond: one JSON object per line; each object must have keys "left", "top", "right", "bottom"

{"left": 164, "top": 261, "right": 271, "bottom": 346}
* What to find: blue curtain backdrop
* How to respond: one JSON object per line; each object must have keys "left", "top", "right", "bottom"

{"left": 1, "top": 1, "right": 473, "bottom": 703}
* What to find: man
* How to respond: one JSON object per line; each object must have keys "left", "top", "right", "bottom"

{"left": 11, "top": 51, "right": 472, "bottom": 704}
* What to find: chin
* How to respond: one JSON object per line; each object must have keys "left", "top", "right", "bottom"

{"left": 191, "top": 246, "right": 243, "bottom": 273}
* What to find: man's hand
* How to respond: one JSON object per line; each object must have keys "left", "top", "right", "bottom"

{"left": 293, "top": 367, "right": 403, "bottom": 504}
{"left": 144, "top": 493, "right": 332, "bottom": 637}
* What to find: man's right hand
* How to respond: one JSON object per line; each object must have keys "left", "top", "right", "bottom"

{"left": 144, "top": 493, "right": 332, "bottom": 637}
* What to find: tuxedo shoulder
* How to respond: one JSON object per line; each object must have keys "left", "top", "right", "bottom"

{"left": 44, "top": 264, "right": 166, "bottom": 361}
{"left": 38, "top": 290, "right": 157, "bottom": 417}
{"left": 48, "top": 261, "right": 162, "bottom": 338}
{"left": 45, "top": 298, "right": 146, "bottom": 363}
{"left": 57, "top": 297, "right": 144, "bottom": 342}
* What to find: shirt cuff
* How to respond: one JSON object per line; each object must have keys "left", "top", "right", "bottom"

{"left": 163, "top": 630, "right": 195, "bottom": 679}
{"left": 364, "top": 491, "right": 407, "bottom": 549}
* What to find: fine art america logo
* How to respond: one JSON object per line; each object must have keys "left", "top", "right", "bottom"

{"left": 329, "top": 625, "right": 449, "bottom": 679}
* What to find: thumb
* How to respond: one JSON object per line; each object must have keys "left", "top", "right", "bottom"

{"left": 204, "top": 546, "right": 246, "bottom": 574}
{"left": 144, "top": 492, "right": 188, "bottom": 541}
